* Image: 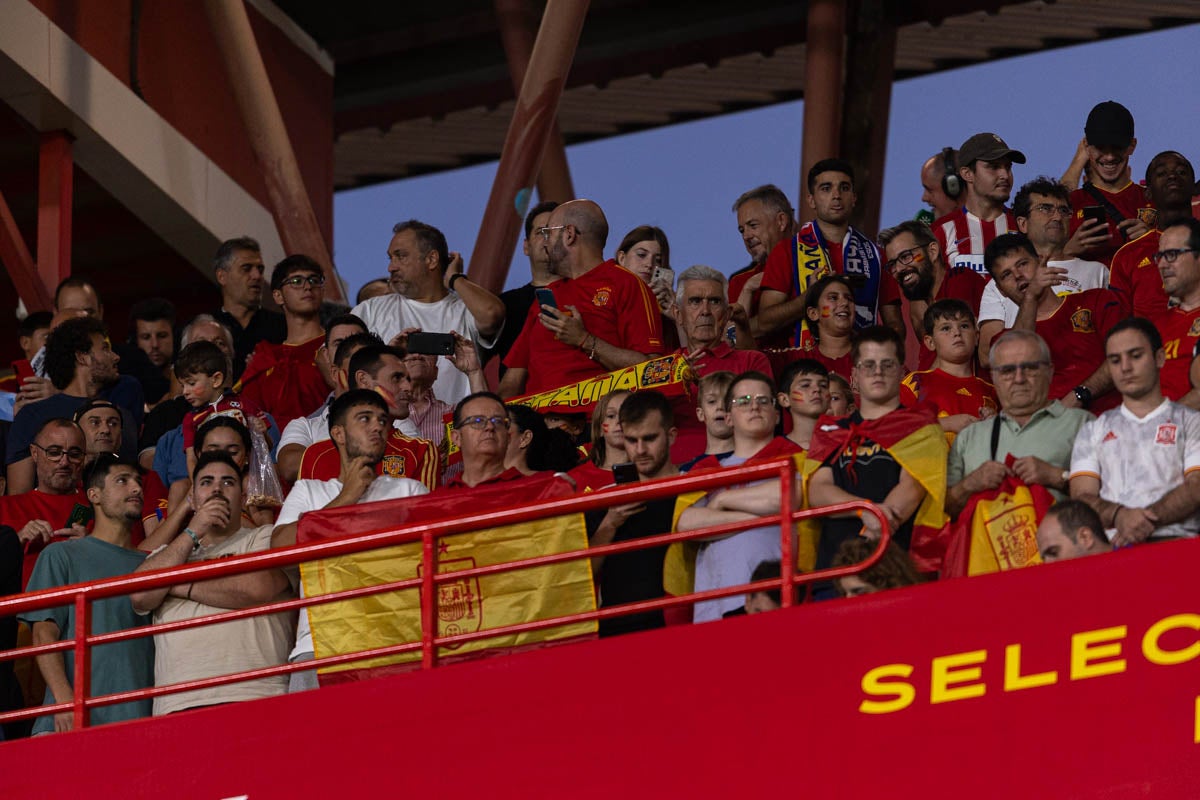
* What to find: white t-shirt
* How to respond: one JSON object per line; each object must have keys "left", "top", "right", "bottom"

{"left": 978, "top": 257, "right": 1109, "bottom": 326}
{"left": 278, "top": 399, "right": 420, "bottom": 450}
{"left": 276, "top": 476, "right": 430, "bottom": 660}
{"left": 350, "top": 292, "right": 498, "bottom": 405}
{"left": 1070, "top": 399, "right": 1200, "bottom": 540}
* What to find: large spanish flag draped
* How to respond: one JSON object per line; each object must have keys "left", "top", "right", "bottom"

{"left": 296, "top": 474, "right": 596, "bottom": 684}
{"left": 805, "top": 408, "right": 950, "bottom": 571}
{"left": 942, "top": 461, "right": 1051, "bottom": 578}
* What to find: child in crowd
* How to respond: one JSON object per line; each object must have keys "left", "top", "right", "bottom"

{"left": 826, "top": 373, "right": 855, "bottom": 417}
{"left": 679, "top": 371, "right": 734, "bottom": 471}
{"left": 175, "top": 341, "right": 270, "bottom": 478}
{"left": 776, "top": 359, "right": 830, "bottom": 452}
{"left": 900, "top": 299, "right": 997, "bottom": 437}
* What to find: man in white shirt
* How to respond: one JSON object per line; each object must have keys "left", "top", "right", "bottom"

{"left": 272, "top": 388, "right": 430, "bottom": 691}
{"left": 351, "top": 219, "right": 504, "bottom": 405}
{"left": 1070, "top": 318, "right": 1200, "bottom": 546}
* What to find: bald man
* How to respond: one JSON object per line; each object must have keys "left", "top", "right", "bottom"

{"left": 921, "top": 150, "right": 962, "bottom": 221}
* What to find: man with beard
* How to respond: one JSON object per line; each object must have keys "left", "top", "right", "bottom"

{"left": 6, "top": 318, "right": 137, "bottom": 494}
{"left": 500, "top": 200, "right": 663, "bottom": 397}
{"left": 1110, "top": 152, "right": 1198, "bottom": 319}
{"left": 729, "top": 184, "right": 796, "bottom": 345}
{"left": 273, "top": 389, "right": 430, "bottom": 690}
{"left": 977, "top": 178, "right": 1110, "bottom": 366}
{"left": 21, "top": 454, "right": 153, "bottom": 733}
{"left": 117, "top": 298, "right": 176, "bottom": 407}
{"left": 878, "top": 220, "right": 986, "bottom": 370}
{"left": 1153, "top": 219, "right": 1200, "bottom": 408}
{"left": 211, "top": 237, "right": 286, "bottom": 382}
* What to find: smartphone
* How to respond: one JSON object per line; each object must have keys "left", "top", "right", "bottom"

{"left": 65, "top": 502, "right": 93, "bottom": 529}
{"left": 535, "top": 287, "right": 557, "bottom": 312}
{"left": 406, "top": 332, "right": 456, "bottom": 356}
{"left": 612, "top": 462, "right": 639, "bottom": 485}
{"left": 1082, "top": 205, "right": 1107, "bottom": 227}
{"left": 651, "top": 266, "right": 675, "bottom": 288}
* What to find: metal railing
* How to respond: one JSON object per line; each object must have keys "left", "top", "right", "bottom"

{"left": 0, "top": 457, "right": 890, "bottom": 731}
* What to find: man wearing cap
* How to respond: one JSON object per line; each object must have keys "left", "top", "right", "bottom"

{"left": 932, "top": 133, "right": 1026, "bottom": 276}
{"left": 1063, "top": 101, "right": 1152, "bottom": 267}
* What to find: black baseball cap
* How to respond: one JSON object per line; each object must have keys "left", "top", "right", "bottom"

{"left": 957, "top": 133, "right": 1027, "bottom": 170}
{"left": 1085, "top": 101, "right": 1135, "bottom": 149}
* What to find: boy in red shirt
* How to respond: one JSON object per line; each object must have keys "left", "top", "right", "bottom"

{"left": 901, "top": 299, "right": 998, "bottom": 439}
{"left": 175, "top": 341, "right": 269, "bottom": 479}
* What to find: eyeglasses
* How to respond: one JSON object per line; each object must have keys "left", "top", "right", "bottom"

{"left": 992, "top": 360, "right": 1049, "bottom": 379}
{"left": 32, "top": 443, "right": 86, "bottom": 462}
{"left": 459, "top": 415, "right": 509, "bottom": 430}
{"left": 884, "top": 246, "right": 924, "bottom": 271}
{"left": 1030, "top": 203, "right": 1073, "bottom": 217}
{"left": 730, "top": 394, "right": 775, "bottom": 408}
{"left": 855, "top": 360, "right": 901, "bottom": 375}
{"left": 1152, "top": 248, "right": 1199, "bottom": 265}
{"left": 537, "top": 225, "right": 566, "bottom": 241}
{"left": 280, "top": 274, "right": 326, "bottom": 288}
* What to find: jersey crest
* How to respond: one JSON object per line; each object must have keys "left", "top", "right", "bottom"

{"left": 1070, "top": 308, "right": 1094, "bottom": 333}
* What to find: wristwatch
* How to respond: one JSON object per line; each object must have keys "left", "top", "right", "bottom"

{"left": 1060, "top": 469, "right": 1070, "bottom": 489}
{"left": 1072, "top": 385, "right": 1093, "bottom": 408}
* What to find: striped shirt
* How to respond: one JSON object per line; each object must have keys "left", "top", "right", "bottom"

{"left": 933, "top": 207, "right": 1017, "bottom": 276}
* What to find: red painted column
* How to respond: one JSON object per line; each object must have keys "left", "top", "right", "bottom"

{"left": 37, "top": 131, "right": 74, "bottom": 294}
{"left": 0, "top": 186, "right": 52, "bottom": 312}
{"left": 799, "top": 0, "right": 846, "bottom": 222}
{"left": 469, "top": 0, "right": 589, "bottom": 294}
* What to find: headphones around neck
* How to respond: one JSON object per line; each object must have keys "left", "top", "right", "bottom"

{"left": 941, "top": 147, "right": 963, "bottom": 199}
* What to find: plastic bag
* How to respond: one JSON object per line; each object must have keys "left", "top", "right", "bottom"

{"left": 245, "top": 428, "right": 284, "bottom": 509}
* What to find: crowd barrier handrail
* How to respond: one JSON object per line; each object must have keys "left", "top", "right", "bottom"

{"left": 0, "top": 457, "right": 891, "bottom": 731}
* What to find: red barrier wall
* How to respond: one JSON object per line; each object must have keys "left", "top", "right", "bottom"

{"left": 3, "top": 539, "right": 1198, "bottom": 797}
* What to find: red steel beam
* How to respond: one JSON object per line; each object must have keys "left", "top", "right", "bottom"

{"left": 495, "top": 0, "right": 575, "bottom": 206}
{"left": 202, "top": 0, "right": 345, "bottom": 303}
{"left": 0, "top": 185, "right": 52, "bottom": 312}
{"left": 37, "top": 131, "right": 73, "bottom": 294}
{"left": 799, "top": 0, "right": 846, "bottom": 222}
{"left": 469, "top": 0, "right": 589, "bottom": 294}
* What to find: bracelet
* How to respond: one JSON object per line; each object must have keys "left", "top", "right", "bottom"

{"left": 585, "top": 334, "right": 597, "bottom": 360}
{"left": 1108, "top": 505, "right": 1122, "bottom": 528}
{"left": 448, "top": 272, "right": 466, "bottom": 292}
{"left": 183, "top": 527, "right": 202, "bottom": 549}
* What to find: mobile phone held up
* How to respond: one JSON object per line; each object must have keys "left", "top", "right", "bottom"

{"left": 1082, "top": 205, "right": 1107, "bottom": 228}
{"left": 535, "top": 287, "right": 557, "bottom": 314}
{"left": 406, "top": 332, "right": 456, "bottom": 356}
{"left": 612, "top": 462, "right": 639, "bottom": 485}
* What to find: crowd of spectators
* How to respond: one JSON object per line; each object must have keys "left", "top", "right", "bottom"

{"left": 1, "top": 99, "right": 1198, "bottom": 737}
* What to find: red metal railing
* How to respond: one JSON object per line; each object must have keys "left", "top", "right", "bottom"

{"left": 0, "top": 457, "right": 891, "bottom": 732}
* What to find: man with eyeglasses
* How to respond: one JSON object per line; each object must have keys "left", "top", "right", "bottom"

{"left": 238, "top": 255, "right": 332, "bottom": 434}
{"left": 808, "top": 327, "right": 947, "bottom": 581}
{"left": 352, "top": 220, "right": 504, "bottom": 407}
{"left": 211, "top": 237, "right": 287, "bottom": 382}
{"left": 947, "top": 330, "right": 1093, "bottom": 519}
{"left": 978, "top": 178, "right": 1110, "bottom": 365}
{"left": 981, "top": 232, "right": 1122, "bottom": 412}
{"left": 499, "top": 200, "right": 664, "bottom": 398}
{"left": 0, "top": 419, "right": 90, "bottom": 590}
{"left": 1150, "top": 218, "right": 1200, "bottom": 408}
{"left": 1110, "top": 151, "right": 1198, "bottom": 319}
{"left": 878, "top": 220, "right": 986, "bottom": 371}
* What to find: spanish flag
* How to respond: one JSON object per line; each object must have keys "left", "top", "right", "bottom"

{"left": 296, "top": 474, "right": 596, "bottom": 684}
{"left": 805, "top": 407, "right": 950, "bottom": 572}
{"left": 942, "top": 463, "right": 1050, "bottom": 578}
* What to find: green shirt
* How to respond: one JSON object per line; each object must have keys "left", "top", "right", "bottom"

{"left": 948, "top": 401, "right": 1093, "bottom": 501}
{"left": 20, "top": 536, "right": 153, "bottom": 733}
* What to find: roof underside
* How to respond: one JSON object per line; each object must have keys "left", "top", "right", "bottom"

{"left": 273, "top": 0, "right": 1200, "bottom": 190}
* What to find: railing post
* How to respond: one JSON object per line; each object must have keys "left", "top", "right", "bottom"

{"left": 72, "top": 593, "right": 91, "bottom": 729}
{"left": 779, "top": 459, "right": 797, "bottom": 608}
{"left": 420, "top": 532, "right": 437, "bottom": 670}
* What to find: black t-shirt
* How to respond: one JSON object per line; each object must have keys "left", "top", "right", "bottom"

{"left": 816, "top": 411, "right": 914, "bottom": 569}
{"left": 213, "top": 307, "right": 286, "bottom": 381}
{"left": 485, "top": 283, "right": 538, "bottom": 377}
{"left": 138, "top": 396, "right": 190, "bottom": 454}
{"left": 585, "top": 496, "right": 676, "bottom": 638}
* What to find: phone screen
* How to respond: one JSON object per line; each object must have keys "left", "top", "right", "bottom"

{"left": 612, "top": 462, "right": 639, "bottom": 484}
{"left": 535, "top": 288, "right": 557, "bottom": 311}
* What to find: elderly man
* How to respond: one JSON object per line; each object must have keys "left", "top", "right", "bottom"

{"left": 352, "top": 219, "right": 504, "bottom": 405}
{"left": 728, "top": 184, "right": 796, "bottom": 344}
{"left": 672, "top": 265, "right": 771, "bottom": 376}
{"left": 211, "top": 237, "right": 286, "bottom": 381}
{"left": 947, "top": 330, "right": 1093, "bottom": 518}
{"left": 500, "top": 200, "right": 664, "bottom": 398}
{"left": 132, "top": 451, "right": 297, "bottom": 714}
{"left": 1070, "top": 318, "right": 1200, "bottom": 546}
{"left": 1036, "top": 500, "right": 1113, "bottom": 563}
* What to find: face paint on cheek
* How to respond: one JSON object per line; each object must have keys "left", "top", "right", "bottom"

{"left": 600, "top": 423, "right": 610, "bottom": 434}
{"left": 910, "top": 251, "right": 925, "bottom": 264}
{"left": 820, "top": 306, "right": 832, "bottom": 318}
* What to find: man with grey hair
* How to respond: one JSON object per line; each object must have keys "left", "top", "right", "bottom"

{"left": 946, "top": 329, "right": 1092, "bottom": 518}
{"left": 351, "top": 219, "right": 504, "bottom": 405}
{"left": 211, "top": 236, "right": 286, "bottom": 381}
{"left": 672, "top": 265, "right": 770, "bottom": 377}
{"left": 729, "top": 184, "right": 796, "bottom": 344}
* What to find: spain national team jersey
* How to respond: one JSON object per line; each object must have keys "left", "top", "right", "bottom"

{"left": 298, "top": 429, "right": 439, "bottom": 490}
{"left": 1068, "top": 181, "right": 1150, "bottom": 266}
{"left": 900, "top": 369, "right": 997, "bottom": 422}
{"left": 1155, "top": 305, "right": 1200, "bottom": 401}
{"left": 915, "top": 268, "right": 989, "bottom": 371}
{"left": 1109, "top": 229, "right": 1166, "bottom": 319}
{"left": 933, "top": 208, "right": 1017, "bottom": 276}
{"left": 1034, "top": 289, "right": 1123, "bottom": 411}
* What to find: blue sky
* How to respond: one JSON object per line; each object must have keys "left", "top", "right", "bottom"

{"left": 332, "top": 23, "right": 1200, "bottom": 296}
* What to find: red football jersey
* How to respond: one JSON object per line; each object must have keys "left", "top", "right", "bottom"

{"left": 0, "top": 489, "right": 91, "bottom": 589}
{"left": 1068, "top": 181, "right": 1150, "bottom": 266}
{"left": 1155, "top": 305, "right": 1200, "bottom": 401}
{"left": 900, "top": 368, "right": 997, "bottom": 421}
{"left": 932, "top": 208, "right": 1017, "bottom": 276}
{"left": 504, "top": 260, "right": 663, "bottom": 395}
{"left": 1034, "top": 289, "right": 1123, "bottom": 411}
{"left": 238, "top": 334, "right": 329, "bottom": 434}
{"left": 1109, "top": 230, "right": 1166, "bottom": 319}
{"left": 297, "top": 429, "right": 439, "bottom": 490}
